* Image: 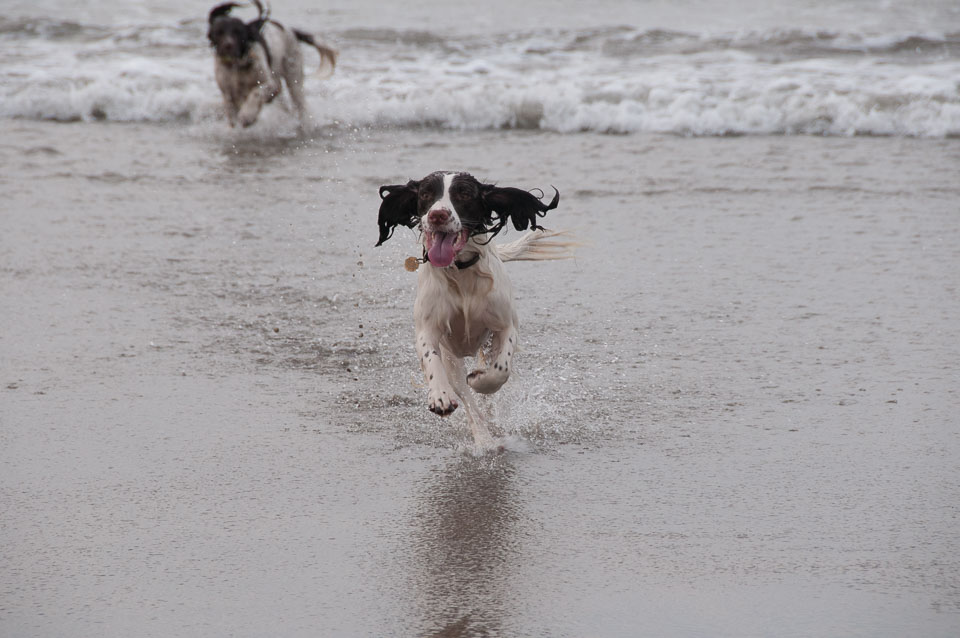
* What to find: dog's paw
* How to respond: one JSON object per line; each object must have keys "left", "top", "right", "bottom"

{"left": 467, "top": 367, "right": 509, "bottom": 394}
{"left": 238, "top": 104, "right": 260, "bottom": 128}
{"left": 428, "top": 389, "right": 459, "bottom": 416}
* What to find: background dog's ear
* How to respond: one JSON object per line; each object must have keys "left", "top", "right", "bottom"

{"left": 207, "top": 3, "right": 240, "bottom": 42}
{"left": 376, "top": 181, "right": 421, "bottom": 246}
{"left": 482, "top": 185, "right": 560, "bottom": 234}
{"left": 247, "top": 18, "right": 269, "bottom": 47}
{"left": 208, "top": 2, "right": 241, "bottom": 24}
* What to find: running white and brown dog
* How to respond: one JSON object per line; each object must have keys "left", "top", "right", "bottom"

{"left": 206, "top": 1, "right": 336, "bottom": 128}
{"left": 376, "top": 172, "right": 576, "bottom": 449}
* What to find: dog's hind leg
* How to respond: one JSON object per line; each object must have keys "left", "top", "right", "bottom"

{"left": 467, "top": 322, "right": 517, "bottom": 395}
{"left": 286, "top": 78, "right": 308, "bottom": 127}
{"left": 445, "top": 356, "right": 496, "bottom": 450}
{"left": 282, "top": 50, "right": 309, "bottom": 126}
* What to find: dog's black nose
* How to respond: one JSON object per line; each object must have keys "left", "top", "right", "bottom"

{"left": 217, "top": 41, "right": 238, "bottom": 58}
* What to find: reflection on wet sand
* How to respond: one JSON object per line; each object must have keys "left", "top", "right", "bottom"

{"left": 409, "top": 456, "right": 520, "bottom": 637}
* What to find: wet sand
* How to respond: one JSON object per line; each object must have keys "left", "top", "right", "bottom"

{"left": 2, "top": 121, "right": 959, "bottom": 636}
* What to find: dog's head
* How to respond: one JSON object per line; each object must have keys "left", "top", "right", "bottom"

{"left": 207, "top": 2, "right": 268, "bottom": 65}
{"left": 376, "top": 172, "right": 560, "bottom": 268}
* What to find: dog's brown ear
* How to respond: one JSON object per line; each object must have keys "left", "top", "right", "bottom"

{"left": 482, "top": 184, "right": 560, "bottom": 235}
{"left": 376, "top": 181, "right": 421, "bottom": 246}
{"left": 207, "top": 2, "right": 241, "bottom": 42}
{"left": 246, "top": 18, "right": 270, "bottom": 60}
{"left": 208, "top": 2, "right": 241, "bottom": 24}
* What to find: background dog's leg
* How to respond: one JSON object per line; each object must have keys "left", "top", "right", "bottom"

{"left": 446, "top": 356, "right": 496, "bottom": 450}
{"left": 223, "top": 98, "right": 240, "bottom": 127}
{"left": 416, "top": 329, "right": 458, "bottom": 416}
{"left": 238, "top": 87, "right": 273, "bottom": 127}
{"left": 215, "top": 67, "right": 240, "bottom": 127}
{"left": 287, "top": 79, "right": 308, "bottom": 126}
{"left": 282, "top": 53, "right": 309, "bottom": 126}
{"left": 238, "top": 57, "right": 280, "bottom": 127}
{"left": 274, "top": 92, "right": 293, "bottom": 114}
{"left": 467, "top": 322, "right": 518, "bottom": 395}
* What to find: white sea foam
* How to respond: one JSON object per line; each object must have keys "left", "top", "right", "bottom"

{"left": 1, "top": 18, "right": 958, "bottom": 137}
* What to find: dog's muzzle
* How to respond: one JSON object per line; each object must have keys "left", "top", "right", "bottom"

{"left": 423, "top": 229, "right": 469, "bottom": 268}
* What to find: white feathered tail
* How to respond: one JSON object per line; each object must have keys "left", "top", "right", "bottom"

{"left": 495, "top": 229, "right": 579, "bottom": 263}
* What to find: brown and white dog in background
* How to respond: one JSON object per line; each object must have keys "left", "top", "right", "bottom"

{"left": 206, "top": 1, "right": 336, "bottom": 128}
{"left": 376, "top": 172, "right": 576, "bottom": 450}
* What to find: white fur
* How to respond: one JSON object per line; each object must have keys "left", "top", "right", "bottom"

{"left": 428, "top": 174, "right": 461, "bottom": 223}
{"left": 411, "top": 178, "right": 575, "bottom": 450}
{"left": 213, "top": 21, "right": 334, "bottom": 128}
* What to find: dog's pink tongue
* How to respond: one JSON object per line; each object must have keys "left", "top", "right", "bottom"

{"left": 427, "top": 232, "right": 458, "bottom": 267}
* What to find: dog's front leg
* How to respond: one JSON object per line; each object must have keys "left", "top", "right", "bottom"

{"left": 237, "top": 87, "right": 270, "bottom": 127}
{"left": 416, "top": 329, "right": 459, "bottom": 416}
{"left": 223, "top": 97, "right": 240, "bottom": 127}
{"left": 215, "top": 66, "right": 241, "bottom": 127}
{"left": 238, "top": 59, "right": 281, "bottom": 127}
{"left": 467, "top": 322, "right": 518, "bottom": 394}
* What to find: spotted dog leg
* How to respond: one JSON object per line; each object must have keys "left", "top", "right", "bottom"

{"left": 467, "top": 323, "right": 517, "bottom": 395}
{"left": 444, "top": 356, "right": 496, "bottom": 449}
{"left": 417, "top": 329, "right": 459, "bottom": 416}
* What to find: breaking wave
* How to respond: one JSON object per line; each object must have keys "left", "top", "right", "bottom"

{"left": 1, "top": 17, "right": 958, "bottom": 137}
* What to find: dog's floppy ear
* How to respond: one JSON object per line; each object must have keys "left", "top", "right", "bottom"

{"left": 246, "top": 18, "right": 269, "bottom": 53}
{"left": 376, "top": 180, "right": 421, "bottom": 246}
{"left": 208, "top": 2, "right": 241, "bottom": 24}
{"left": 207, "top": 2, "right": 240, "bottom": 42}
{"left": 482, "top": 184, "right": 560, "bottom": 234}
{"left": 244, "top": 15, "right": 273, "bottom": 64}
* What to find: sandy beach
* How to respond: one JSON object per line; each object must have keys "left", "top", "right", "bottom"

{"left": 3, "top": 0, "right": 960, "bottom": 635}
{"left": 2, "top": 120, "right": 959, "bottom": 636}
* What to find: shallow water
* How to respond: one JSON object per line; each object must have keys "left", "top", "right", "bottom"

{"left": 2, "top": 119, "right": 959, "bottom": 636}
{"left": 2, "top": 1, "right": 960, "bottom": 636}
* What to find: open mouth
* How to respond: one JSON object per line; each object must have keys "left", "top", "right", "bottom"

{"left": 423, "top": 229, "right": 469, "bottom": 268}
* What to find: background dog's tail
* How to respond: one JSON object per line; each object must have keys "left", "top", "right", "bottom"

{"left": 495, "top": 229, "right": 580, "bottom": 263}
{"left": 294, "top": 29, "right": 338, "bottom": 79}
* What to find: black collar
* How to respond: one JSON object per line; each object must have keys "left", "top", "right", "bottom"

{"left": 455, "top": 252, "right": 480, "bottom": 270}
{"left": 419, "top": 250, "right": 481, "bottom": 270}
